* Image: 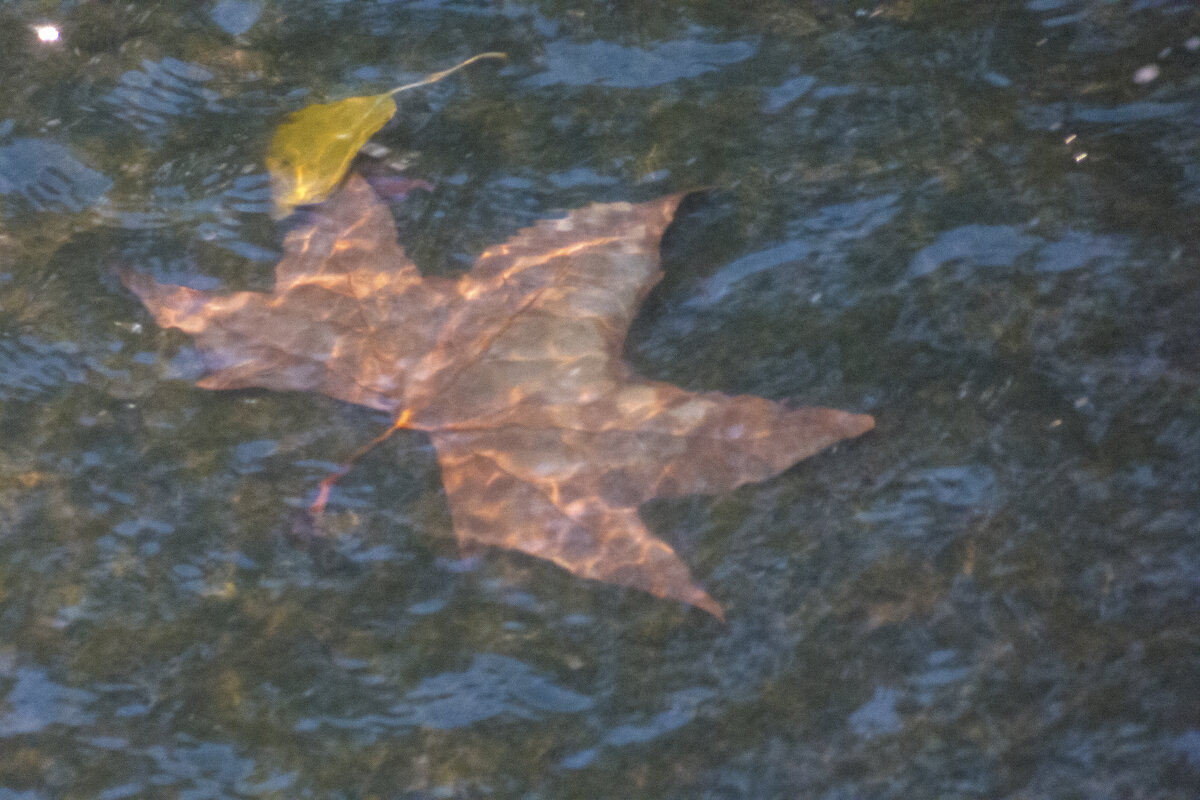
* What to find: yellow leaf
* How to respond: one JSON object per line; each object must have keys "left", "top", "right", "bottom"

{"left": 267, "top": 92, "right": 396, "bottom": 217}
{"left": 267, "top": 52, "right": 505, "bottom": 217}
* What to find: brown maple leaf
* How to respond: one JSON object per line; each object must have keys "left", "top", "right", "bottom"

{"left": 123, "top": 175, "right": 873, "bottom": 619}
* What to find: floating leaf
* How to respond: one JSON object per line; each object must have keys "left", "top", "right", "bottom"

{"left": 123, "top": 175, "right": 874, "bottom": 618}
{"left": 266, "top": 52, "right": 505, "bottom": 217}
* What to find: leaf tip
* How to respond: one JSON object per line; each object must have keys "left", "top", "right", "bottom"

{"left": 695, "top": 592, "right": 726, "bottom": 622}
{"left": 849, "top": 411, "right": 876, "bottom": 438}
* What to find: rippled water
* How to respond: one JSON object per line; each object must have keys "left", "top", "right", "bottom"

{"left": 1, "top": 1, "right": 1198, "bottom": 797}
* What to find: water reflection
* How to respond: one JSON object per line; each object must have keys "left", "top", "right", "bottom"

{"left": 0, "top": 333, "right": 85, "bottom": 400}
{"left": 0, "top": 138, "right": 111, "bottom": 214}
{"left": 763, "top": 74, "right": 817, "bottom": 113}
{"left": 210, "top": 0, "right": 264, "bottom": 37}
{"left": 856, "top": 465, "right": 997, "bottom": 539}
{"left": 562, "top": 686, "right": 715, "bottom": 769}
{"left": 848, "top": 686, "right": 902, "bottom": 739}
{"left": 98, "top": 171, "right": 276, "bottom": 262}
{"left": 685, "top": 193, "right": 899, "bottom": 309}
{"left": 905, "top": 225, "right": 1134, "bottom": 279}
{"left": 102, "top": 59, "right": 226, "bottom": 136}
{"left": 0, "top": 665, "right": 96, "bottom": 736}
{"left": 525, "top": 37, "right": 755, "bottom": 89}
{"left": 296, "top": 654, "right": 592, "bottom": 736}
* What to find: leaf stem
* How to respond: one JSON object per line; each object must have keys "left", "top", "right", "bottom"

{"left": 309, "top": 408, "right": 414, "bottom": 514}
{"left": 387, "top": 52, "right": 507, "bottom": 97}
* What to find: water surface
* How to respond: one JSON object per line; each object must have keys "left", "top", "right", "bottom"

{"left": 1, "top": 1, "right": 1198, "bottom": 797}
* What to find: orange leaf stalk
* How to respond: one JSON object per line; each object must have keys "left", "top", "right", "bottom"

{"left": 309, "top": 408, "right": 414, "bottom": 515}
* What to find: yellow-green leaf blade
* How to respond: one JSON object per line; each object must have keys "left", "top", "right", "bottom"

{"left": 266, "top": 91, "right": 397, "bottom": 216}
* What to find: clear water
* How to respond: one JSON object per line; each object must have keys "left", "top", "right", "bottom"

{"left": 2, "top": 1, "right": 1199, "bottom": 797}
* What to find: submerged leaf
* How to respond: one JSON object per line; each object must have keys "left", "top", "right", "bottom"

{"left": 124, "top": 175, "right": 874, "bottom": 618}
{"left": 266, "top": 52, "right": 505, "bottom": 216}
